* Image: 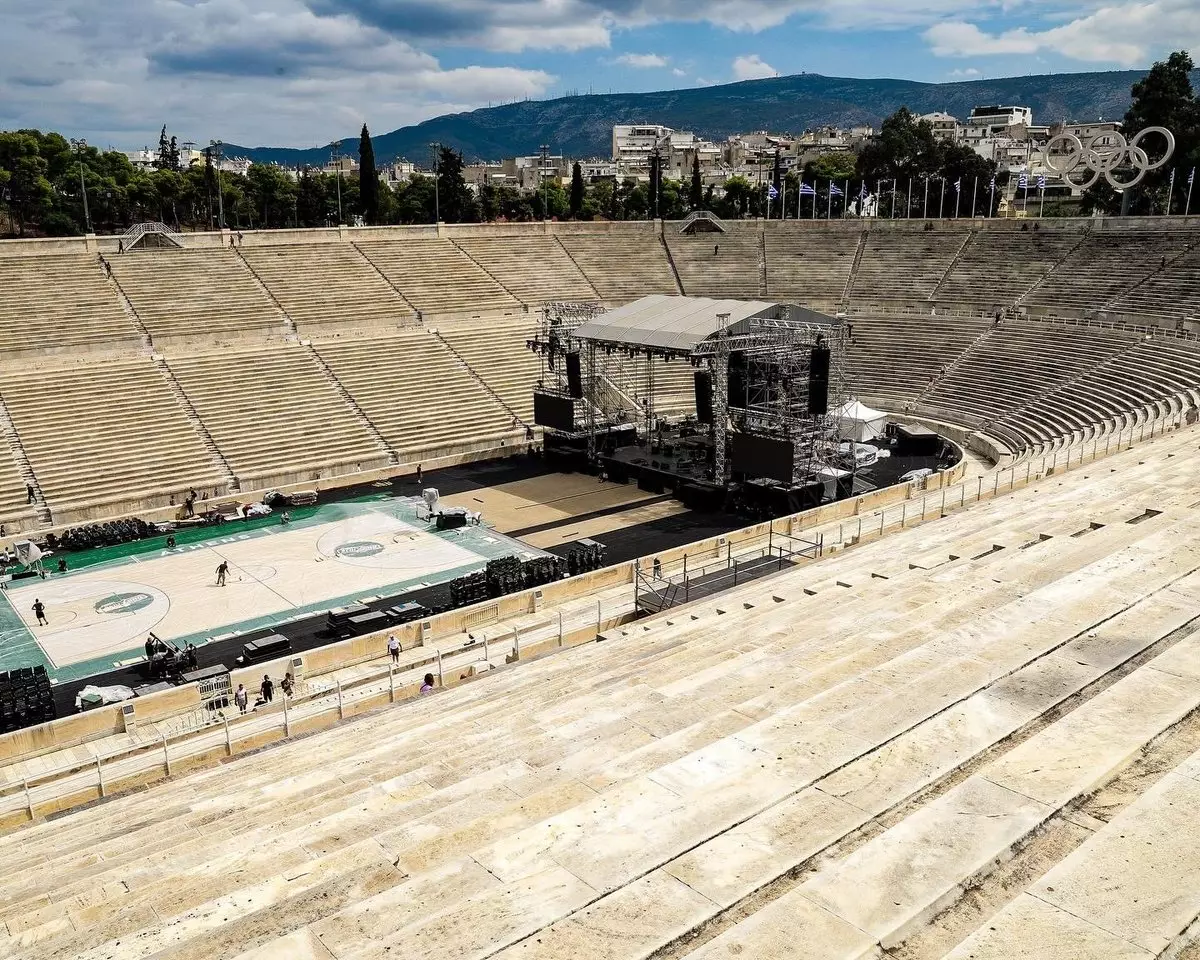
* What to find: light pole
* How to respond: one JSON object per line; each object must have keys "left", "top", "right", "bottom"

{"left": 330, "top": 141, "right": 344, "bottom": 224}
{"left": 430, "top": 142, "right": 441, "bottom": 223}
{"left": 70, "top": 138, "right": 92, "bottom": 233}
{"left": 540, "top": 144, "right": 550, "bottom": 220}
{"left": 208, "top": 140, "right": 225, "bottom": 230}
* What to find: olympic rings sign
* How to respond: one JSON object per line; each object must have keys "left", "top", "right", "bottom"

{"left": 1043, "top": 126, "right": 1175, "bottom": 192}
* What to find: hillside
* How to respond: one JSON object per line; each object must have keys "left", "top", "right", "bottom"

{"left": 224, "top": 68, "right": 1181, "bottom": 166}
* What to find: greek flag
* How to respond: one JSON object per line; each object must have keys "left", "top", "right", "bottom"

{"left": 988, "top": 175, "right": 997, "bottom": 190}
{"left": 829, "top": 183, "right": 845, "bottom": 197}
{"left": 768, "top": 184, "right": 779, "bottom": 201}
{"left": 798, "top": 183, "right": 817, "bottom": 196}
{"left": 954, "top": 179, "right": 961, "bottom": 194}
{"left": 1190, "top": 167, "right": 1196, "bottom": 187}
{"left": 1018, "top": 173, "right": 1029, "bottom": 190}
{"left": 859, "top": 183, "right": 869, "bottom": 199}
{"left": 1037, "top": 174, "right": 1046, "bottom": 190}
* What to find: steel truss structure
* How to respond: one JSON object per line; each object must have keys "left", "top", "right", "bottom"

{"left": 530, "top": 298, "right": 850, "bottom": 489}
{"left": 693, "top": 313, "right": 851, "bottom": 484}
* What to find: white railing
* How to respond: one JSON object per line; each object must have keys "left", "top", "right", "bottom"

{"left": 121, "top": 221, "right": 185, "bottom": 249}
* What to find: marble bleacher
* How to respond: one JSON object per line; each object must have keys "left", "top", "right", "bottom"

{"left": 934, "top": 228, "right": 1083, "bottom": 309}
{"left": 1105, "top": 239, "right": 1200, "bottom": 323}
{"left": 315, "top": 330, "right": 523, "bottom": 461}
{"left": 165, "top": 346, "right": 391, "bottom": 488}
{"left": 453, "top": 237, "right": 598, "bottom": 305}
{"left": 921, "top": 320, "right": 1138, "bottom": 437}
{"left": 764, "top": 225, "right": 861, "bottom": 308}
{"left": 0, "top": 358, "right": 225, "bottom": 519}
{"left": 110, "top": 248, "right": 283, "bottom": 341}
{"left": 436, "top": 318, "right": 543, "bottom": 426}
{"left": 2, "top": 429, "right": 1198, "bottom": 959}
{"left": 239, "top": 242, "right": 415, "bottom": 330}
{"left": 849, "top": 228, "right": 971, "bottom": 303}
{"left": 1023, "top": 230, "right": 1199, "bottom": 317}
{"left": 666, "top": 233, "right": 764, "bottom": 300}
{"left": 556, "top": 233, "right": 679, "bottom": 302}
{"left": 0, "top": 443, "right": 35, "bottom": 533}
{"left": 845, "top": 313, "right": 993, "bottom": 408}
{"left": 0, "top": 254, "right": 136, "bottom": 354}
{"left": 354, "top": 239, "right": 521, "bottom": 318}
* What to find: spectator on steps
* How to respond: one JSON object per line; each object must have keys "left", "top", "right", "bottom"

{"left": 26, "top": 484, "right": 35, "bottom": 504}
{"left": 388, "top": 634, "right": 401, "bottom": 663}
{"left": 420, "top": 673, "right": 435, "bottom": 695}
{"left": 281, "top": 674, "right": 294, "bottom": 698}
{"left": 260, "top": 674, "right": 274, "bottom": 704}
{"left": 714, "top": 243, "right": 719, "bottom": 256}
{"left": 234, "top": 684, "right": 249, "bottom": 715}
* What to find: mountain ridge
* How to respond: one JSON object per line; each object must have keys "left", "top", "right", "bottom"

{"left": 223, "top": 68, "right": 1187, "bottom": 167}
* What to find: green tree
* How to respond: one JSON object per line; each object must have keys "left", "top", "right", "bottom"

{"left": 358, "top": 124, "right": 379, "bottom": 225}
{"left": 569, "top": 161, "right": 585, "bottom": 218}
{"left": 0, "top": 131, "right": 53, "bottom": 235}
{"left": 689, "top": 154, "right": 703, "bottom": 209}
{"left": 395, "top": 173, "right": 437, "bottom": 224}
{"left": 718, "top": 175, "right": 754, "bottom": 219}
{"left": 436, "top": 146, "right": 477, "bottom": 223}
{"left": 1087, "top": 51, "right": 1200, "bottom": 215}
{"left": 647, "top": 153, "right": 660, "bottom": 219}
{"left": 857, "top": 107, "right": 942, "bottom": 183}
{"left": 808, "top": 151, "right": 858, "bottom": 183}
{"left": 245, "top": 164, "right": 297, "bottom": 228}
{"left": 296, "top": 168, "right": 327, "bottom": 226}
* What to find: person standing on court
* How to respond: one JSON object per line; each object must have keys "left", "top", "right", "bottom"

{"left": 415, "top": 464, "right": 423, "bottom": 487}
{"left": 388, "top": 634, "right": 400, "bottom": 664}
{"left": 32, "top": 599, "right": 47, "bottom": 626}
{"left": 216, "top": 560, "right": 229, "bottom": 586}
{"left": 260, "top": 674, "right": 274, "bottom": 704}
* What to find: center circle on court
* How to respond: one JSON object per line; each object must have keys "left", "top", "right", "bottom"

{"left": 334, "top": 540, "right": 385, "bottom": 559}
{"left": 237, "top": 564, "right": 277, "bottom": 581}
{"left": 94, "top": 592, "right": 156, "bottom": 616}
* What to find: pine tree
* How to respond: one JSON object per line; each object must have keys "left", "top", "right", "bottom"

{"left": 155, "top": 126, "right": 171, "bottom": 171}
{"left": 690, "top": 154, "right": 703, "bottom": 209}
{"left": 358, "top": 124, "right": 379, "bottom": 225}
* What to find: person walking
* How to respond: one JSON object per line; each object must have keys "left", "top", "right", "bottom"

{"left": 26, "top": 484, "right": 35, "bottom": 504}
{"left": 260, "top": 674, "right": 274, "bottom": 704}
{"left": 216, "top": 561, "right": 229, "bottom": 586}
{"left": 388, "top": 634, "right": 400, "bottom": 664}
{"left": 32, "top": 599, "right": 47, "bottom": 626}
{"left": 234, "top": 683, "right": 249, "bottom": 715}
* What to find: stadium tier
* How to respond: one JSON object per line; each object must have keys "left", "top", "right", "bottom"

{"left": 109, "top": 248, "right": 285, "bottom": 342}
{"left": 764, "top": 224, "right": 861, "bottom": 309}
{"left": 238, "top": 241, "right": 417, "bottom": 330}
{"left": 556, "top": 232, "right": 680, "bottom": 301}
{"left": 354, "top": 238, "right": 522, "bottom": 317}
{"left": 2, "top": 428, "right": 1199, "bottom": 958}
{"left": 452, "top": 236, "right": 599, "bottom": 304}
{"left": 315, "top": 330, "right": 525, "bottom": 460}
{"left": 666, "top": 232, "right": 765, "bottom": 299}
{"left": 0, "top": 218, "right": 1197, "bottom": 524}
{"left": 0, "top": 253, "right": 139, "bottom": 354}
{"left": 164, "top": 346, "right": 393, "bottom": 488}
{"left": 0, "top": 358, "right": 226, "bottom": 521}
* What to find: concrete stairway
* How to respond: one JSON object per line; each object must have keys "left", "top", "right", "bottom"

{"left": 304, "top": 342, "right": 399, "bottom": 465}
{"left": 152, "top": 356, "right": 241, "bottom": 493}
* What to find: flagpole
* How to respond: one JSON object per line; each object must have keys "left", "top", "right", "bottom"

{"left": 990, "top": 179, "right": 996, "bottom": 218}
{"left": 1187, "top": 169, "right": 1195, "bottom": 217}
{"left": 1168, "top": 169, "right": 1176, "bottom": 216}
{"left": 827, "top": 182, "right": 832, "bottom": 220}
{"left": 907, "top": 179, "right": 912, "bottom": 218}
{"left": 923, "top": 177, "right": 929, "bottom": 219}
{"left": 1039, "top": 183, "right": 1045, "bottom": 218}
{"left": 954, "top": 183, "right": 961, "bottom": 219}
{"left": 938, "top": 179, "right": 945, "bottom": 219}
{"left": 971, "top": 177, "right": 978, "bottom": 218}
{"left": 843, "top": 180, "right": 849, "bottom": 219}
{"left": 780, "top": 178, "right": 786, "bottom": 221}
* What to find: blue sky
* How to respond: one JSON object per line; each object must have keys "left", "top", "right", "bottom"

{"left": 0, "top": 1, "right": 1195, "bottom": 148}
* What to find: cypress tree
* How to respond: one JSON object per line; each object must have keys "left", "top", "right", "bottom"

{"left": 358, "top": 124, "right": 379, "bottom": 225}
{"left": 569, "top": 161, "right": 585, "bottom": 218}
{"left": 690, "top": 154, "right": 703, "bottom": 209}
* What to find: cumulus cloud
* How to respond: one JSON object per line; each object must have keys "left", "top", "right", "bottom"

{"left": 948, "top": 67, "right": 982, "bottom": 77}
{"left": 924, "top": 0, "right": 1200, "bottom": 66}
{"left": 732, "top": 54, "right": 777, "bottom": 81}
{"left": 615, "top": 53, "right": 669, "bottom": 68}
{"left": 0, "top": 0, "right": 555, "bottom": 147}
{"left": 672, "top": 67, "right": 687, "bottom": 77}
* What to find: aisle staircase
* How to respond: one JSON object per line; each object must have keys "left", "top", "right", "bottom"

{"left": 152, "top": 357, "right": 241, "bottom": 492}
{"left": 0, "top": 394, "right": 53, "bottom": 526}
{"left": 303, "top": 343, "right": 399, "bottom": 465}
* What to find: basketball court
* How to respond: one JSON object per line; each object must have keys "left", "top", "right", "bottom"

{"left": 0, "top": 497, "right": 548, "bottom": 684}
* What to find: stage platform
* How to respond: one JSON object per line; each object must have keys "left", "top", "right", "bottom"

{"left": 0, "top": 498, "right": 546, "bottom": 686}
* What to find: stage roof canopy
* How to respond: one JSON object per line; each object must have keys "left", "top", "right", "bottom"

{"left": 572, "top": 295, "right": 837, "bottom": 355}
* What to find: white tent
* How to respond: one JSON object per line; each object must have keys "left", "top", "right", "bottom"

{"left": 835, "top": 399, "right": 888, "bottom": 442}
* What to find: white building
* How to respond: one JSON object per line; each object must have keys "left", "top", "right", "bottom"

{"left": 920, "top": 112, "right": 960, "bottom": 140}
{"left": 612, "top": 124, "right": 674, "bottom": 165}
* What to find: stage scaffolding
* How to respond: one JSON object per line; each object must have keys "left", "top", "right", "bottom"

{"left": 529, "top": 296, "right": 851, "bottom": 488}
